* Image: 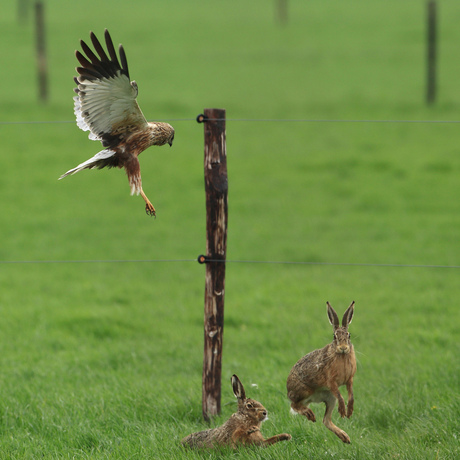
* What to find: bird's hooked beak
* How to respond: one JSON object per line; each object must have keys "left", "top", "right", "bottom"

{"left": 168, "top": 140, "right": 173, "bottom": 147}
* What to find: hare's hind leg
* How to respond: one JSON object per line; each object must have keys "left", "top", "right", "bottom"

{"left": 287, "top": 376, "right": 316, "bottom": 421}
{"left": 323, "top": 393, "right": 351, "bottom": 444}
{"left": 290, "top": 401, "right": 316, "bottom": 422}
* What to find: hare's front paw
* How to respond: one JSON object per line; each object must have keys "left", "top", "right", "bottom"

{"left": 346, "top": 403, "right": 354, "bottom": 418}
{"left": 338, "top": 399, "right": 347, "bottom": 418}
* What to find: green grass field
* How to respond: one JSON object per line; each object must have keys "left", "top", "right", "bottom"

{"left": 1, "top": 0, "right": 460, "bottom": 458}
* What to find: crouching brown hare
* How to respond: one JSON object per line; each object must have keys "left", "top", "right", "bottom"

{"left": 182, "top": 374, "right": 292, "bottom": 449}
{"left": 287, "top": 301, "right": 356, "bottom": 443}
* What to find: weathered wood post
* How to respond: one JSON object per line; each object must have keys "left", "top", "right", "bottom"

{"left": 426, "top": 0, "right": 437, "bottom": 105}
{"left": 276, "top": 0, "right": 288, "bottom": 25}
{"left": 18, "top": 0, "right": 30, "bottom": 24}
{"left": 197, "top": 109, "right": 228, "bottom": 421}
{"left": 34, "top": 0, "right": 48, "bottom": 103}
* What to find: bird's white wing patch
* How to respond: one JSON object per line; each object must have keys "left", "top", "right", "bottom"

{"left": 74, "top": 96, "right": 100, "bottom": 141}
{"left": 58, "top": 149, "right": 116, "bottom": 179}
{"left": 77, "top": 72, "right": 147, "bottom": 140}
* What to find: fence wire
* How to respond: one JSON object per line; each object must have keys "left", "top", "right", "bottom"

{"left": 1, "top": 258, "right": 459, "bottom": 269}
{"left": 2, "top": 118, "right": 460, "bottom": 126}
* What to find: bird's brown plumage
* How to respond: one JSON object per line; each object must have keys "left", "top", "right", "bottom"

{"left": 59, "top": 29, "right": 175, "bottom": 216}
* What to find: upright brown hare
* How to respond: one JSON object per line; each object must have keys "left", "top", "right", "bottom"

{"left": 287, "top": 301, "right": 356, "bottom": 443}
{"left": 182, "top": 374, "right": 292, "bottom": 449}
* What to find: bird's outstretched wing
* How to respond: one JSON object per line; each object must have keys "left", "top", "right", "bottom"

{"left": 74, "top": 29, "right": 148, "bottom": 147}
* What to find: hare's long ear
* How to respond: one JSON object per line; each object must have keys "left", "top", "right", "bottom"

{"left": 342, "top": 301, "right": 355, "bottom": 328}
{"left": 231, "top": 375, "right": 246, "bottom": 400}
{"left": 327, "top": 302, "right": 340, "bottom": 329}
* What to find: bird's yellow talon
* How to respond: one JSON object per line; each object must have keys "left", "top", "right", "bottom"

{"left": 145, "top": 205, "right": 156, "bottom": 217}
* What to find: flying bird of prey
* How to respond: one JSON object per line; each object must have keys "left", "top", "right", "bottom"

{"left": 59, "top": 29, "right": 175, "bottom": 216}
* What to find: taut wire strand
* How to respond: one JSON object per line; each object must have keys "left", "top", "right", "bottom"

{"left": 1, "top": 258, "right": 459, "bottom": 269}
{"left": 2, "top": 118, "right": 460, "bottom": 125}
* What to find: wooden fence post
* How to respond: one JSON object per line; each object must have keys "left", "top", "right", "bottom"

{"left": 18, "top": 0, "right": 30, "bottom": 24}
{"left": 426, "top": 0, "right": 437, "bottom": 105}
{"left": 198, "top": 109, "right": 228, "bottom": 421}
{"left": 35, "top": 0, "right": 48, "bottom": 103}
{"left": 276, "top": 0, "right": 288, "bottom": 25}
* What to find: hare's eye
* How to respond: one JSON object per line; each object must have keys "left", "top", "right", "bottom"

{"left": 348, "top": 333, "right": 351, "bottom": 339}
{"left": 246, "top": 402, "right": 253, "bottom": 409}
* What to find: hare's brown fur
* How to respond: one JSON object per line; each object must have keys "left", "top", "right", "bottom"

{"left": 182, "top": 375, "right": 292, "bottom": 449}
{"left": 287, "top": 302, "right": 356, "bottom": 443}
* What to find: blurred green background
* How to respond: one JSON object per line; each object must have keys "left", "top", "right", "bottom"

{"left": 0, "top": 1, "right": 459, "bottom": 458}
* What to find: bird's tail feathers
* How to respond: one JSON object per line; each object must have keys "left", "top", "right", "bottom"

{"left": 59, "top": 149, "right": 116, "bottom": 179}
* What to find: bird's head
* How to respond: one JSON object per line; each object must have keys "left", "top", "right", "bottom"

{"left": 161, "top": 123, "right": 175, "bottom": 147}
{"left": 167, "top": 129, "right": 175, "bottom": 147}
{"left": 151, "top": 122, "right": 175, "bottom": 147}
